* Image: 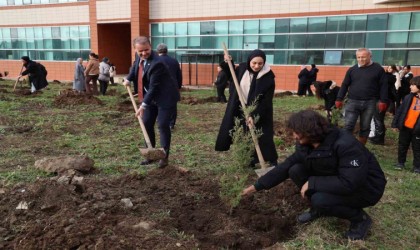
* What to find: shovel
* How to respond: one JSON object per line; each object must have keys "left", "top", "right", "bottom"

{"left": 222, "top": 43, "right": 274, "bottom": 177}
{"left": 13, "top": 65, "right": 24, "bottom": 91}
{"left": 125, "top": 85, "right": 166, "bottom": 161}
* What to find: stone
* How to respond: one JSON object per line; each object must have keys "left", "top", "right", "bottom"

{"left": 57, "top": 175, "right": 71, "bottom": 184}
{"left": 16, "top": 201, "right": 28, "bottom": 210}
{"left": 34, "top": 156, "right": 94, "bottom": 174}
{"left": 0, "top": 188, "right": 6, "bottom": 194}
{"left": 71, "top": 176, "right": 84, "bottom": 185}
{"left": 133, "top": 221, "right": 152, "bottom": 230}
{"left": 120, "top": 198, "right": 133, "bottom": 208}
{"left": 176, "top": 243, "right": 182, "bottom": 247}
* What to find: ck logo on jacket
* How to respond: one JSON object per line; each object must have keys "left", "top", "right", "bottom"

{"left": 350, "top": 160, "right": 360, "bottom": 167}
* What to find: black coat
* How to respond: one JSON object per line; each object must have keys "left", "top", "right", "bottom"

{"left": 298, "top": 68, "right": 310, "bottom": 86}
{"left": 126, "top": 52, "right": 180, "bottom": 108}
{"left": 215, "top": 62, "right": 278, "bottom": 164}
{"left": 159, "top": 54, "right": 182, "bottom": 89}
{"left": 21, "top": 60, "right": 48, "bottom": 90}
{"left": 392, "top": 93, "right": 420, "bottom": 134}
{"left": 308, "top": 67, "right": 319, "bottom": 84}
{"left": 255, "top": 128, "right": 386, "bottom": 205}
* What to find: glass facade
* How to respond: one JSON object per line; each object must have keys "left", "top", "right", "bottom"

{"left": 151, "top": 11, "right": 420, "bottom": 66}
{"left": 0, "top": 0, "right": 87, "bottom": 6}
{"left": 0, "top": 25, "right": 90, "bottom": 61}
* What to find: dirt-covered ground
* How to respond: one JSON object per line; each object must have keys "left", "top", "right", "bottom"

{"left": 0, "top": 82, "right": 307, "bottom": 249}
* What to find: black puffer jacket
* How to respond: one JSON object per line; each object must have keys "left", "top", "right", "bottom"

{"left": 392, "top": 93, "right": 420, "bottom": 134}
{"left": 255, "top": 128, "right": 386, "bottom": 205}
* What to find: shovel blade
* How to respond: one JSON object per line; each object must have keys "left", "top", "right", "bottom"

{"left": 140, "top": 148, "right": 166, "bottom": 161}
{"left": 254, "top": 166, "right": 275, "bottom": 177}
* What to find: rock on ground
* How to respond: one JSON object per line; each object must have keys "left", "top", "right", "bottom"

{"left": 34, "top": 156, "right": 94, "bottom": 174}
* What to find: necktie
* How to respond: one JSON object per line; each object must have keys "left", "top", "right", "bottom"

{"left": 137, "top": 59, "right": 144, "bottom": 102}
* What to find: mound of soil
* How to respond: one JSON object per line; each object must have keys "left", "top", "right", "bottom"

{"left": 117, "top": 100, "right": 134, "bottom": 112}
{"left": 274, "top": 91, "right": 294, "bottom": 98}
{"left": 54, "top": 90, "right": 103, "bottom": 107}
{"left": 0, "top": 166, "right": 307, "bottom": 249}
{"left": 180, "top": 96, "right": 219, "bottom": 105}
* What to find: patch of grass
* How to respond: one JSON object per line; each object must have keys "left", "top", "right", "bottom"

{"left": 0, "top": 82, "right": 418, "bottom": 249}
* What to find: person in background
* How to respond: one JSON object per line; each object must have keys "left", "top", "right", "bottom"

{"left": 396, "top": 65, "right": 414, "bottom": 109}
{"left": 123, "top": 37, "right": 180, "bottom": 168}
{"left": 297, "top": 65, "right": 310, "bottom": 96}
{"left": 368, "top": 65, "right": 398, "bottom": 145}
{"left": 307, "top": 64, "right": 319, "bottom": 96}
{"left": 73, "top": 58, "right": 85, "bottom": 92}
{"left": 313, "top": 80, "right": 340, "bottom": 123}
{"left": 391, "top": 76, "right": 420, "bottom": 173}
{"left": 335, "top": 48, "right": 388, "bottom": 145}
{"left": 98, "top": 57, "right": 111, "bottom": 95}
{"left": 18, "top": 56, "right": 48, "bottom": 93}
{"left": 84, "top": 52, "right": 100, "bottom": 95}
{"left": 109, "top": 62, "right": 116, "bottom": 85}
{"left": 214, "top": 62, "right": 228, "bottom": 103}
{"left": 156, "top": 43, "right": 182, "bottom": 130}
{"left": 241, "top": 110, "right": 386, "bottom": 241}
{"left": 216, "top": 49, "right": 278, "bottom": 167}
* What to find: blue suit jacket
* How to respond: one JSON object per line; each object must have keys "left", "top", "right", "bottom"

{"left": 126, "top": 51, "right": 180, "bottom": 108}
{"left": 159, "top": 54, "right": 182, "bottom": 89}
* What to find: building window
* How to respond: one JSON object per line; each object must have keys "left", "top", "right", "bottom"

{"left": 388, "top": 13, "right": 411, "bottom": 30}
{"left": 327, "top": 16, "right": 346, "bottom": 32}
{"left": 149, "top": 11, "right": 420, "bottom": 66}
{"left": 290, "top": 18, "right": 307, "bottom": 33}
{"left": 407, "top": 50, "right": 420, "bottom": 66}
{"left": 308, "top": 17, "right": 326, "bottom": 33}
{"left": 324, "top": 51, "right": 342, "bottom": 65}
{"left": 346, "top": 15, "right": 367, "bottom": 31}
{"left": 367, "top": 14, "right": 388, "bottom": 31}
{"left": 0, "top": 25, "right": 90, "bottom": 61}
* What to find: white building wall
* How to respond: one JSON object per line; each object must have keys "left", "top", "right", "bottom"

{"left": 0, "top": 5, "right": 89, "bottom": 26}
{"left": 149, "top": 0, "right": 420, "bottom": 19}
{"left": 96, "top": 0, "right": 131, "bottom": 21}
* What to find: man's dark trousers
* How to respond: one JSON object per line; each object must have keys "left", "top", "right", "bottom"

{"left": 142, "top": 104, "right": 176, "bottom": 158}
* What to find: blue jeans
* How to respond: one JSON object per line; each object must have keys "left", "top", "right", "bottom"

{"left": 344, "top": 99, "right": 377, "bottom": 138}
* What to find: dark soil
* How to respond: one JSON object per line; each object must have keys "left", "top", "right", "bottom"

{"left": 274, "top": 91, "right": 294, "bottom": 98}
{"left": 0, "top": 166, "right": 307, "bottom": 249}
{"left": 180, "top": 96, "right": 219, "bottom": 105}
{"left": 53, "top": 90, "right": 103, "bottom": 107}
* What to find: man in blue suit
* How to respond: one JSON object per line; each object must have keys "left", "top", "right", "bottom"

{"left": 123, "top": 36, "right": 180, "bottom": 168}
{"left": 156, "top": 43, "right": 182, "bottom": 130}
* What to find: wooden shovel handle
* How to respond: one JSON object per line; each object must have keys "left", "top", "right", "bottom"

{"left": 13, "top": 65, "right": 24, "bottom": 91}
{"left": 125, "top": 85, "right": 154, "bottom": 149}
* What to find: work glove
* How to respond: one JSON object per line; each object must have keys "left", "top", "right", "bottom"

{"left": 378, "top": 102, "right": 388, "bottom": 113}
{"left": 335, "top": 101, "right": 343, "bottom": 109}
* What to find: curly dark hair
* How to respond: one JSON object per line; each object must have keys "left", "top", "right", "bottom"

{"left": 287, "top": 110, "right": 332, "bottom": 143}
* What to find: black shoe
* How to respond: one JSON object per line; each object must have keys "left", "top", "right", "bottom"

{"left": 140, "top": 159, "right": 154, "bottom": 165}
{"left": 414, "top": 167, "right": 420, "bottom": 174}
{"left": 345, "top": 211, "right": 372, "bottom": 240}
{"left": 368, "top": 136, "right": 384, "bottom": 145}
{"left": 394, "top": 163, "right": 405, "bottom": 170}
{"left": 297, "top": 209, "right": 320, "bottom": 224}
{"left": 158, "top": 158, "right": 168, "bottom": 168}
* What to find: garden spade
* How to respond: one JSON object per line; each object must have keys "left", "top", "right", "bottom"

{"left": 13, "top": 65, "right": 24, "bottom": 91}
{"left": 222, "top": 43, "right": 274, "bottom": 177}
{"left": 125, "top": 85, "right": 166, "bottom": 161}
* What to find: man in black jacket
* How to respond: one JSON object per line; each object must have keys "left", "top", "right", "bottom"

{"left": 335, "top": 48, "right": 388, "bottom": 145}
{"left": 123, "top": 37, "right": 180, "bottom": 168}
{"left": 242, "top": 110, "right": 387, "bottom": 240}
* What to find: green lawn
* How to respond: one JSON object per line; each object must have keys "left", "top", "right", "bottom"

{"left": 0, "top": 80, "right": 418, "bottom": 249}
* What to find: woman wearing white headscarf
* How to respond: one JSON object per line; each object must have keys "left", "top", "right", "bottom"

{"left": 73, "top": 58, "right": 85, "bottom": 91}
{"left": 216, "top": 49, "right": 278, "bottom": 167}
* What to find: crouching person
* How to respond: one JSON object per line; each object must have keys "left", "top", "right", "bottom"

{"left": 241, "top": 110, "right": 386, "bottom": 240}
